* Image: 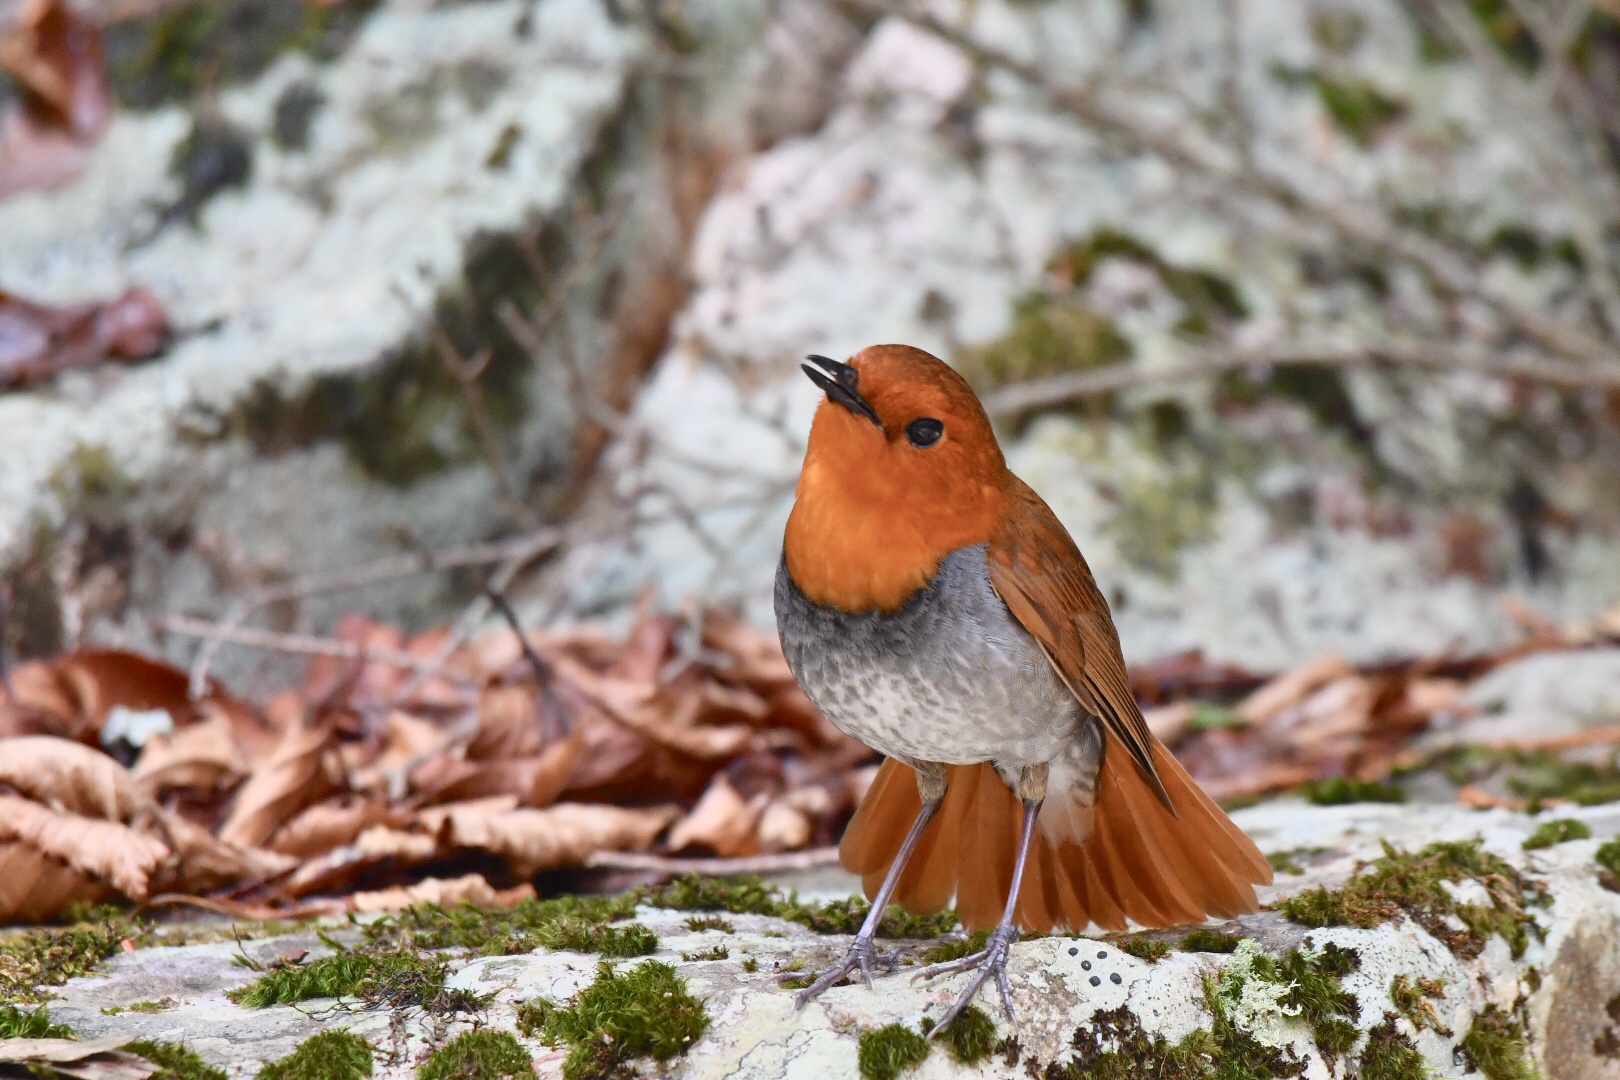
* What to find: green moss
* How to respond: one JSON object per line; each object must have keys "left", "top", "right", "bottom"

{"left": 682, "top": 915, "right": 733, "bottom": 933}
{"left": 104, "top": 0, "right": 376, "bottom": 110}
{"left": 105, "top": 996, "right": 178, "bottom": 1015}
{"left": 922, "top": 929, "right": 989, "bottom": 965}
{"left": 1522, "top": 818, "right": 1592, "bottom": 850}
{"left": 418, "top": 1031, "right": 534, "bottom": 1080}
{"left": 0, "top": 1003, "right": 75, "bottom": 1038}
{"left": 644, "top": 874, "right": 957, "bottom": 939}
{"left": 937, "top": 1006, "right": 997, "bottom": 1064}
{"left": 1266, "top": 848, "right": 1328, "bottom": 875}
{"left": 1357, "top": 1017, "right": 1429, "bottom": 1080}
{"left": 1389, "top": 974, "right": 1449, "bottom": 1035}
{"left": 253, "top": 1031, "right": 372, "bottom": 1080}
{"left": 526, "top": 961, "right": 709, "bottom": 1080}
{"left": 740, "top": 956, "right": 758, "bottom": 973}
{"left": 1313, "top": 78, "right": 1406, "bottom": 145}
{"left": 1212, "top": 941, "right": 1360, "bottom": 1061}
{"left": 1057, "top": 230, "right": 1248, "bottom": 335}
{"left": 1304, "top": 778, "right": 1405, "bottom": 805}
{"left": 1465, "top": 0, "right": 1541, "bottom": 70}
{"left": 1459, "top": 1005, "right": 1538, "bottom": 1080}
{"left": 0, "top": 916, "right": 135, "bottom": 1005}
{"left": 1279, "top": 839, "right": 1547, "bottom": 959}
{"left": 857, "top": 1023, "right": 930, "bottom": 1080}
{"left": 1180, "top": 929, "right": 1241, "bottom": 953}
{"left": 679, "top": 944, "right": 728, "bottom": 961}
{"left": 1108, "top": 465, "right": 1220, "bottom": 577}
{"left": 364, "top": 894, "right": 651, "bottom": 958}
{"left": 49, "top": 443, "right": 131, "bottom": 504}
{"left": 228, "top": 941, "right": 482, "bottom": 1014}
{"left": 126, "top": 1040, "right": 229, "bottom": 1080}
{"left": 1431, "top": 747, "right": 1620, "bottom": 809}
{"left": 1117, "top": 937, "right": 1173, "bottom": 963}
{"left": 1597, "top": 838, "right": 1620, "bottom": 877}
{"left": 957, "top": 293, "right": 1131, "bottom": 391}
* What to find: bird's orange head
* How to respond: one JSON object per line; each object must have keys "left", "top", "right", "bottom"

{"left": 783, "top": 344, "right": 1011, "bottom": 613}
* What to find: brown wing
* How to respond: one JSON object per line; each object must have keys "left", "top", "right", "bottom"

{"left": 986, "top": 476, "right": 1173, "bottom": 810}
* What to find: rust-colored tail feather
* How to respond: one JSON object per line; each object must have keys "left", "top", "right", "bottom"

{"left": 839, "top": 738, "right": 1272, "bottom": 932}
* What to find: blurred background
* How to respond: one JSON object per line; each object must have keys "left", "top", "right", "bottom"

{"left": 5, "top": 0, "right": 1620, "bottom": 919}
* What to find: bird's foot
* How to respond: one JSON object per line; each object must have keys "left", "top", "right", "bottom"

{"left": 786, "top": 934, "right": 892, "bottom": 1009}
{"left": 912, "top": 924, "right": 1020, "bottom": 1034}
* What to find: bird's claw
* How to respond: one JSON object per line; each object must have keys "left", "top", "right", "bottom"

{"left": 788, "top": 935, "right": 888, "bottom": 1009}
{"left": 914, "top": 925, "right": 1020, "bottom": 1035}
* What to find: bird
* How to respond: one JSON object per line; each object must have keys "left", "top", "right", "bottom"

{"left": 774, "top": 344, "right": 1271, "bottom": 1032}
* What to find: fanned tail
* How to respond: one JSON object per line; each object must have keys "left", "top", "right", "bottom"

{"left": 838, "top": 738, "right": 1272, "bottom": 932}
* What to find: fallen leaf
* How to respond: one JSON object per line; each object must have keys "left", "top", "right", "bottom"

{"left": 1143, "top": 701, "right": 1194, "bottom": 746}
{"left": 0, "top": 1038, "right": 155, "bottom": 1080}
{"left": 152, "top": 809, "right": 295, "bottom": 895}
{"left": 756, "top": 799, "right": 811, "bottom": 853}
{"left": 266, "top": 796, "right": 397, "bottom": 858}
{"left": 279, "top": 825, "right": 440, "bottom": 898}
{"left": 1235, "top": 653, "right": 1353, "bottom": 726}
{"left": 0, "top": 735, "right": 148, "bottom": 820}
{"left": 666, "top": 774, "right": 766, "bottom": 857}
{"left": 0, "top": 839, "right": 109, "bottom": 923}
{"left": 0, "top": 288, "right": 167, "bottom": 389}
{"left": 0, "top": 0, "right": 112, "bottom": 199}
{"left": 441, "top": 802, "right": 679, "bottom": 877}
{"left": 0, "top": 792, "right": 170, "bottom": 903}
{"left": 218, "top": 723, "right": 334, "bottom": 849}
{"left": 133, "top": 712, "right": 242, "bottom": 794}
{"left": 347, "top": 873, "right": 536, "bottom": 913}
{"left": 413, "top": 732, "right": 580, "bottom": 808}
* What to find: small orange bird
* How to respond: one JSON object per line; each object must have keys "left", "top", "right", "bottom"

{"left": 775, "top": 345, "right": 1271, "bottom": 1031}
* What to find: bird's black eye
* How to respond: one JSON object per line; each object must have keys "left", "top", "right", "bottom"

{"left": 906, "top": 418, "right": 944, "bottom": 448}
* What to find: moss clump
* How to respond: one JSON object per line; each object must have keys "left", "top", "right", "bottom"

{"left": 1214, "top": 941, "right": 1361, "bottom": 1060}
{"left": 1279, "top": 839, "right": 1547, "bottom": 959}
{"left": 1312, "top": 78, "right": 1406, "bottom": 145}
{"left": 1357, "top": 1017, "right": 1428, "bottom": 1080}
{"left": 922, "top": 929, "right": 989, "bottom": 965}
{"left": 0, "top": 1003, "right": 74, "bottom": 1038}
{"left": 228, "top": 941, "right": 481, "bottom": 1014}
{"left": 644, "top": 874, "right": 957, "bottom": 939}
{"left": 679, "top": 945, "right": 728, "bottom": 962}
{"left": 104, "top": 0, "right": 375, "bottom": 110}
{"left": 1303, "top": 777, "right": 1405, "bottom": 805}
{"left": 419, "top": 1031, "right": 534, "bottom": 1080}
{"left": 682, "top": 915, "right": 733, "bottom": 933}
{"left": 957, "top": 293, "right": 1131, "bottom": 390}
{"left": 126, "top": 1040, "right": 228, "bottom": 1080}
{"left": 1056, "top": 230, "right": 1248, "bottom": 336}
{"left": 1266, "top": 848, "right": 1328, "bottom": 875}
{"left": 857, "top": 1023, "right": 930, "bottom": 1080}
{"left": 525, "top": 961, "right": 709, "bottom": 1080}
{"left": 0, "top": 915, "right": 135, "bottom": 1004}
{"left": 1434, "top": 747, "right": 1620, "bottom": 809}
{"left": 105, "top": 996, "right": 178, "bottom": 1015}
{"left": 1522, "top": 818, "right": 1592, "bottom": 850}
{"left": 1180, "top": 929, "right": 1241, "bottom": 953}
{"left": 364, "top": 894, "right": 652, "bottom": 959}
{"left": 937, "top": 1006, "right": 997, "bottom": 1064}
{"left": 1389, "top": 974, "right": 1449, "bottom": 1035}
{"left": 1595, "top": 838, "right": 1620, "bottom": 878}
{"left": 252, "top": 1031, "right": 371, "bottom": 1080}
{"left": 1459, "top": 1005, "right": 1538, "bottom": 1080}
{"left": 1117, "top": 937, "right": 1173, "bottom": 963}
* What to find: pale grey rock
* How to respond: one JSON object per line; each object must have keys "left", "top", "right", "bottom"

{"left": 33, "top": 800, "right": 1620, "bottom": 1079}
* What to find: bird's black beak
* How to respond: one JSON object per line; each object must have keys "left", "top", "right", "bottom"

{"left": 802, "top": 354, "right": 882, "bottom": 430}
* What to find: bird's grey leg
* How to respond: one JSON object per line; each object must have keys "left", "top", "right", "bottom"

{"left": 916, "top": 763, "right": 1047, "bottom": 1035}
{"left": 791, "top": 762, "right": 946, "bottom": 1010}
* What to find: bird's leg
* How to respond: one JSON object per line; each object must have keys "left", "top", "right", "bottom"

{"left": 916, "top": 765, "right": 1046, "bottom": 1035}
{"left": 791, "top": 763, "right": 946, "bottom": 1010}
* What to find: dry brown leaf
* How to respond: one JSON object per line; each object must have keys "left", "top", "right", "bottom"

{"left": 0, "top": 792, "right": 170, "bottom": 904}
{"left": 0, "top": 839, "right": 108, "bottom": 922}
{"left": 757, "top": 799, "right": 811, "bottom": 853}
{"left": 466, "top": 685, "right": 543, "bottom": 760}
{"left": 442, "top": 802, "right": 678, "bottom": 877}
{"left": 1456, "top": 785, "right": 1528, "bottom": 811}
{"left": 279, "top": 826, "right": 440, "bottom": 898}
{"left": 0, "top": 735, "right": 148, "bottom": 820}
{"left": 0, "top": 0, "right": 113, "bottom": 200}
{"left": 666, "top": 775, "right": 766, "bottom": 857}
{"left": 0, "top": 1037, "right": 155, "bottom": 1080}
{"left": 267, "top": 796, "right": 397, "bottom": 858}
{"left": 346, "top": 873, "right": 536, "bottom": 914}
{"left": 218, "top": 723, "right": 333, "bottom": 849}
{"left": 1271, "top": 676, "right": 1376, "bottom": 750}
{"left": 414, "top": 732, "right": 580, "bottom": 808}
{"left": 553, "top": 655, "right": 756, "bottom": 759}
{"left": 1235, "top": 653, "right": 1353, "bottom": 726}
{"left": 702, "top": 611, "right": 796, "bottom": 686}
{"left": 1143, "top": 700, "right": 1194, "bottom": 746}
{"left": 153, "top": 809, "right": 295, "bottom": 895}
{"left": 134, "top": 712, "right": 242, "bottom": 794}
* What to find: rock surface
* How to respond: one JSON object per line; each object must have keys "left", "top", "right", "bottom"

{"left": 26, "top": 800, "right": 1620, "bottom": 1079}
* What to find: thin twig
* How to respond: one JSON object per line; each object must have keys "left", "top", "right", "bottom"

{"left": 429, "top": 325, "right": 539, "bottom": 529}
{"left": 979, "top": 339, "right": 1620, "bottom": 418}
{"left": 583, "top": 847, "right": 842, "bottom": 875}
{"left": 158, "top": 615, "right": 469, "bottom": 678}
{"left": 483, "top": 585, "right": 570, "bottom": 742}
